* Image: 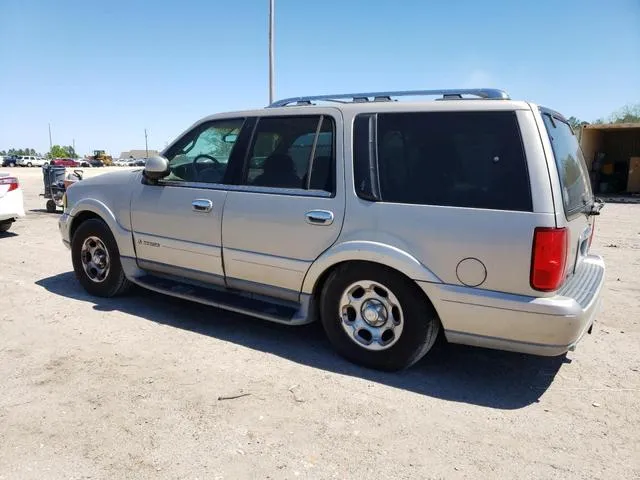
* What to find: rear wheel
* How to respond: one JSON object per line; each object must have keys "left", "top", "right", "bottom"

{"left": 0, "top": 220, "right": 12, "bottom": 233}
{"left": 27, "top": 162, "right": 33, "bottom": 167}
{"left": 46, "top": 200, "right": 57, "bottom": 213}
{"left": 320, "top": 262, "right": 440, "bottom": 371}
{"left": 71, "top": 218, "right": 131, "bottom": 297}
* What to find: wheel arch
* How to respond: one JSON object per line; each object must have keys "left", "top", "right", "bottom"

{"left": 69, "top": 210, "right": 103, "bottom": 241}
{"left": 302, "top": 241, "right": 442, "bottom": 296}
{"left": 68, "top": 199, "right": 136, "bottom": 258}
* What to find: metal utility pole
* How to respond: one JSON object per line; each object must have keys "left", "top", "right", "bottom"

{"left": 48, "top": 123, "right": 52, "bottom": 150}
{"left": 72, "top": 138, "right": 75, "bottom": 154}
{"left": 144, "top": 129, "right": 149, "bottom": 158}
{"left": 268, "top": 0, "right": 275, "bottom": 104}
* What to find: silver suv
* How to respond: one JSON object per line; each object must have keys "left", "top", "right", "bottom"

{"left": 59, "top": 89, "right": 605, "bottom": 371}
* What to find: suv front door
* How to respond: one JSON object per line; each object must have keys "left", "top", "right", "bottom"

{"left": 222, "top": 111, "right": 345, "bottom": 302}
{"left": 130, "top": 118, "right": 248, "bottom": 284}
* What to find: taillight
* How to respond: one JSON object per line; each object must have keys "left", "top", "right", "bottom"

{"left": 0, "top": 176, "right": 19, "bottom": 192}
{"left": 530, "top": 227, "right": 568, "bottom": 292}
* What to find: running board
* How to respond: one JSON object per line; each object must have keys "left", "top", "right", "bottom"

{"left": 130, "top": 274, "right": 312, "bottom": 325}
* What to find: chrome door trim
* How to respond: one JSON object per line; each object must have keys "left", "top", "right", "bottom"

{"left": 137, "top": 259, "right": 226, "bottom": 287}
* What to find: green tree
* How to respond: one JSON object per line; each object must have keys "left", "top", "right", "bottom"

{"left": 49, "top": 145, "right": 70, "bottom": 158}
{"left": 566, "top": 116, "right": 584, "bottom": 132}
{"left": 62, "top": 146, "right": 78, "bottom": 158}
{"left": 609, "top": 103, "right": 640, "bottom": 124}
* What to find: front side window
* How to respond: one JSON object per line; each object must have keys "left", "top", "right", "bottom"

{"left": 164, "top": 118, "right": 245, "bottom": 184}
{"left": 244, "top": 115, "right": 335, "bottom": 192}
{"left": 362, "top": 111, "right": 532, "bottom": 211}
{"left": 541, "top": 113, "right": 592, "bottom": 215}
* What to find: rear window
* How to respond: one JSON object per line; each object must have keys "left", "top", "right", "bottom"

{"left": 541, "top": 112, "right": 592, "bottom": 215}
{"left": 366, "top": 111, "right": 532, "bottom": 211}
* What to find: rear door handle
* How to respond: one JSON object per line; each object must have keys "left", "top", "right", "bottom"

{"left": 192, "top": 199, "right": 213, "bottom": 213}
{"left": 305, "top": 210, "right": 334, "bottom": 226}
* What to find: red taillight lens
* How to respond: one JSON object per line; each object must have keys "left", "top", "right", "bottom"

{"left": 0, "top": 177, "right": 19, "bottom": 192}
{"left": 530, "top": 227, "right": 568, "bottom": 292}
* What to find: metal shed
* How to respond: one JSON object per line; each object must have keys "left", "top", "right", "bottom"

{"left": 580, "top": 123, "right": 640, "bottom": 194}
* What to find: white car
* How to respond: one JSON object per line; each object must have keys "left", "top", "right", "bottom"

{"left": 0, "top": 173, "right": 25, "bottom": 232}
{"left": 16, "top": 156, "right": 48, "bottom": 167}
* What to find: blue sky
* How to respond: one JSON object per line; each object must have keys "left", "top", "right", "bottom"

{"left": 1, "top": 0, "right": 638, "bottom": 157}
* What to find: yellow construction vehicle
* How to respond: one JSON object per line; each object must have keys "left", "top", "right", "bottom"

{"left": 91, "top": 150, "right": 113, "bottom": 166}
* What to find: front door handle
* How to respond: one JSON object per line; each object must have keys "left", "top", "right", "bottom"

{"left": 305, "top": 210, "right": 334, "bottom": 226}
{"left": 192, "top": 199, "right": 213, "bottom": 213}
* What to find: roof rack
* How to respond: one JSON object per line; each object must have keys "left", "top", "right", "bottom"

{"left": 268, "top": 88, "right": 510, "bottom": 108}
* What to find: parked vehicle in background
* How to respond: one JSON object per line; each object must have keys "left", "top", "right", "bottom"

{"left": 16, "top": 155, "right": 48, "bottom": 167}
{"left": 90, "top": 150, "right": 113, "bottom": 166}
{"left": 0, "top": 172, "right": 25, "bottom": 232}
{"left": 50, "top": 158, "right": 80, "bottom": 167}
{"left": 89, "top": 159, "right": 105, "bottom": 167}
{"left": 2, "top": 156, "right": 18, "bottom": 167}
{"left": 59, "top": 88, "right": 605, "bottom": 371}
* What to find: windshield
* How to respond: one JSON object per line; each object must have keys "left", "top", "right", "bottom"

{"left": 541, "top": 112, "right": 593, "bottom": 215}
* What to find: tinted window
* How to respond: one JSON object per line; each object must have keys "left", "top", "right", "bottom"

{"left": 369, "top": 111, "right": 531, "bottom": 211}
{"left": 164, "top": 119, "right": 245, "bottom": 184}
{"left": 244, "top": 115, "right": 335, "bottom": 192}
{"left": 541, "top": 113, "right": 592, "bottom": 215}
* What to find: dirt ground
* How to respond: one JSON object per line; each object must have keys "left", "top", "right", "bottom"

{"left": 1, "top": 167, "right": 639, "bottom": 480}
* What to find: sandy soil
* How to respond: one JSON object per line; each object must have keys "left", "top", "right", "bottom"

{"left": 1, "top": 167, "right": 639, "bottom": 480}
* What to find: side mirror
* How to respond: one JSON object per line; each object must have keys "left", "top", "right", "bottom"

{"left": 143, "top": 156, "right": 170, "bottom": 183}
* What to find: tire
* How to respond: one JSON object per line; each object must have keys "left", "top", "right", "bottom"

{"left": 71, "top": 218, "right": 131, "bottom": 297}
{"left": 46, "top": 200, "right": 57, "bottom": 213}
{"left": 0, "top": 220, "right": 12, "bottom": 233}
{"left": 27, "top": 162, "right": 33, "bottom": 167}
{"left": 320, "top": 262, "right": 440, "bottom": 371}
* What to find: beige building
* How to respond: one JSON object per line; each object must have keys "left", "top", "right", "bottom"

{"left": 119, "top": 149, "right": 160, "bottom": 160}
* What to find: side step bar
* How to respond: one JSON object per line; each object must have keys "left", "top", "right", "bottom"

{"left": 130, "top": 274, "right": 312, "bottom": 326}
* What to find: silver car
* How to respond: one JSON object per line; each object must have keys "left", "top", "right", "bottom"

{"left": 59, "top": 88, "right": 605, "bottom": 371}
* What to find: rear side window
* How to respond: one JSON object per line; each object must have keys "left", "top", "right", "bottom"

{"left": 541, "top": 113, "right": 592, "bottom": 215}
{"left": 367, "top": 111, "right": 532, "bottom": 211}
{"left": 244, "top": 115, "right": 335, "bottom": 192}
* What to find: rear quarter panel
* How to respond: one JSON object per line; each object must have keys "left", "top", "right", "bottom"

{"left": 328, "top": 106, "right": 558, "bottom": 298}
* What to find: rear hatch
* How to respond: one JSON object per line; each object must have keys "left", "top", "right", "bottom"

{"left": 539, "top": 109, "right": 601, "bottom": 285}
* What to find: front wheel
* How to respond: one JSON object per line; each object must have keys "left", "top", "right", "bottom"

{"left": 71, "top": 218, "right": 131, "bottom": 297}
{"left": 0, "top": 220, "right": 12, "bottom": 233}
{"left": 46, "top": 200, "right": 57, "bottom": 213}
{"left": 320, "top": 263, "right": 440, "bottom": 371}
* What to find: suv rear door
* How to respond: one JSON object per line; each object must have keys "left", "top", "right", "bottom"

{"left": 538, "top": 109, "right": 594, "bottom": 279}
{"left": 221, "top": 110, "right": 345, "bottom": 302}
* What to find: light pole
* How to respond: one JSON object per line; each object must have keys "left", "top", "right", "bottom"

{"left": 268, "top": 0, "right": 275, "bottom": 104}
{"left": 144, "top": 129, "right": 149, "bottom": 158}
{"left": 48, "top": 123, "right": 52, "bottom": 151}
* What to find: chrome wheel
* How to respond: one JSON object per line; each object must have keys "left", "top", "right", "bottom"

{"left": 80, "top": 236, "right": 110, "bottom": 283}
{"left": 339, "top": 280, "right": 404, "bottom": 351}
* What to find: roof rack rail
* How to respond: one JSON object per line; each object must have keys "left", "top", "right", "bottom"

{"left": 268, "top": 88, "right": 509, "bottom": 108}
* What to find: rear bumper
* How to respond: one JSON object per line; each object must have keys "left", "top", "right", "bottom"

{"left": 0, "top": 189, "right": 25, "bottom": 221}
{"left": 419, "top": 255, "right": 605, "bottom": 356}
